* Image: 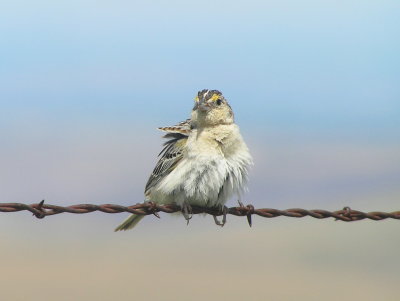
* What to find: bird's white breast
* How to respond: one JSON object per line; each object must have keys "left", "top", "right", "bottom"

{"left": 153, "top": 124, "right": 253, "bottom": 207}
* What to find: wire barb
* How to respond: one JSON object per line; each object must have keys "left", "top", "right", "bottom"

{"left": 0, "top": 202, "right": 399, "bottom": 223}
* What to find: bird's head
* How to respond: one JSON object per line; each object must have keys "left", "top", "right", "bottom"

{"left": 192, "top": 89, "right": 234, "bottom": 127}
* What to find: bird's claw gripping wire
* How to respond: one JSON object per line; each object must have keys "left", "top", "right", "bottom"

{"left": 181, "top": 202, "right": 193, "bottom": 225}
{"left": 213, "top": 205, "right": 228, "bottom": 227}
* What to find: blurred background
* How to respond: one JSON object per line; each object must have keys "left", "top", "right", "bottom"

{"left": 0, "top": 0, "right": 399, "bottom": 300}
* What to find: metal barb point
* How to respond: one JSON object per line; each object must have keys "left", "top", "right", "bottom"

{"left": 33, "top": 200, "right": 46, "bottom": 219}
{"left": 246, "top": 204, "right": 255, "bottom": 227}
{"left": 335, "top": 206, "right": 352, "bottom": 221}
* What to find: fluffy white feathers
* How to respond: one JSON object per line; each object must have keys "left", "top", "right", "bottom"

{"left": 153, "top": 123, "right": 252, "bottom": 207}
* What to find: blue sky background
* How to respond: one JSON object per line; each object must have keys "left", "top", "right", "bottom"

{"left": 1, "top": 0, "right": 399, "bottom": 138}
{"left": 0, "top": 1, "right": 399, "bottom": 300}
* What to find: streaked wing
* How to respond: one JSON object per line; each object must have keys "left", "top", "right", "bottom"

{"left": 158, "top": 119, "right": 191, "bottom": 135}
{"left": 145, "top": 120, "right": 191, "bottom": 194}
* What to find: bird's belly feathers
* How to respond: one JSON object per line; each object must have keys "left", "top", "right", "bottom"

{"left": 148, "top": 125, "right": 253, "bottom": 207}
{"left": 152, "top": 150, "right": 250, "bottom": 207}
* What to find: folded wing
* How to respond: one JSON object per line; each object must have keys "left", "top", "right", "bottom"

{"left": 144, "top": 120, "right": 191, "bottom": 195}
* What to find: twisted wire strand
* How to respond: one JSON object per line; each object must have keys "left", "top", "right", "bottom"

{"left": 0, "top": 201, "right": 399, "bottom": 222}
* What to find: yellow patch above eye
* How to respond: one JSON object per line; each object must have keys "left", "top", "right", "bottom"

{"left": 210, "top": 94, "right": 220, "bottom": 102}
{"left": 194, "top": 96, "right": 199, "bottom": 102}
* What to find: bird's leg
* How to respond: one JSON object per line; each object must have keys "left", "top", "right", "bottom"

{"left": 213, "top": 205, "right": 228, "bottom": 227}
{"left": 238, "top": 199, "right": 245, "bottom": 207}
{"left": 181, "top": 201, "right": 193, "bottom": 225}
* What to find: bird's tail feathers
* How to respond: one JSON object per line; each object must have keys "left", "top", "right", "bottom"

{"left": 114, "top": 214, "right": 145, "bottom": 231}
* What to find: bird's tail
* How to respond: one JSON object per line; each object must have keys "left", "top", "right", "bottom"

{"left": 114, "top": 214, "right": 145, "bottom": 231}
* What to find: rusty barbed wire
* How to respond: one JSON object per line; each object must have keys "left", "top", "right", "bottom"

{"left": 0, "top": 201, "right": 399, "bottom": 224}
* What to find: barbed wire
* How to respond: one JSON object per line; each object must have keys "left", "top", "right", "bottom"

{"left": 0, "top": 201, "right": 399, "bottom": 226}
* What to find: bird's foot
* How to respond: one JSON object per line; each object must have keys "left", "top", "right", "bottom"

{"left": 213, "top": 205, "right": 228, "bottom": 227}
{"left": 181, "top": 202, "right": 193, "bottom": 225}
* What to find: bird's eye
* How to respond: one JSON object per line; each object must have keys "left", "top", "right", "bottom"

{"left": 216, "top": 99, "right": 222, "bottom": 106}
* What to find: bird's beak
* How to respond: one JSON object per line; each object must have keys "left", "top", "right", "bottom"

{"left": 198, "top": 100, "right": 211, "bottom": 112}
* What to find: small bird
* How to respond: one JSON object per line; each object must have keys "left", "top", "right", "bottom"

{"left": 115, "top": 89, "right": 253, "bottom": 231}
